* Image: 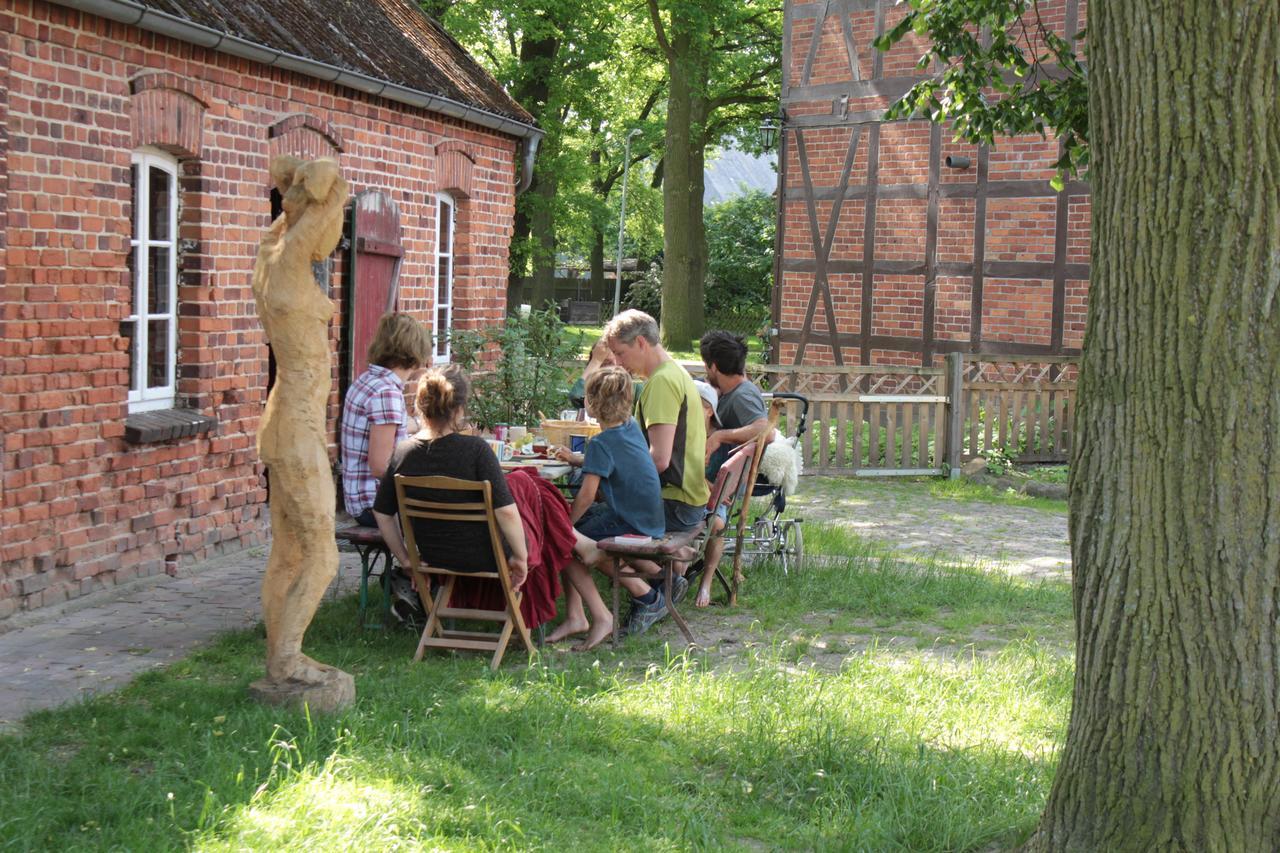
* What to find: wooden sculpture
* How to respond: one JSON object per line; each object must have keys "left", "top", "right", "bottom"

{"left": 248, "top": 155, "right": 354, "bottom": 712}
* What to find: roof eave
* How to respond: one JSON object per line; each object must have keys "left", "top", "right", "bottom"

{"left": 60, "top": 0, "right": 544, "bottom": 145}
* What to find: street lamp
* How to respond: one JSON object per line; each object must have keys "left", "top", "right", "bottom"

{"left": 759, "top": 115, "right": 780, "bottom": 151}
{"left": 612, "top": 128, "right": 643, "bottom": 318}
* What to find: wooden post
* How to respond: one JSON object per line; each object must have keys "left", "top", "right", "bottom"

{"left": 945, "top": 352, "right": 964, "bottom": 478}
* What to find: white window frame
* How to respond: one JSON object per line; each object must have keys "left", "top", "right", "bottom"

{"left": 433, "top": 192, "right": 456, "bottom": 364}
{"left": 127, "top": 148, "right": 179, "bottom": 412}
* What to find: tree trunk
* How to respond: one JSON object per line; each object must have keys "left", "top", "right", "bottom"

{"left": 508, "top": 29, "right": 559, "bottom": 314}
{"left": 589, "top": 227, "right": 605, "bottom": 297}
{"left": 1028, "top": 2, "right": 1280, "bottom": 850}
{"left": 507, "top": 205, "right": 530, "bottom": 314}
{"left": 527, "top": 167, "right": 558, "bottom": 312}
{"left": 658, "top": 27, "right": 709, "bottom": 350}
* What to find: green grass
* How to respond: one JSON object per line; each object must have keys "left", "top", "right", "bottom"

{"left": 0, "top": 525, "right": 1073, "bottom": 852}
{"left": 928, "top": 477, "right": 1069, "bottom": 513}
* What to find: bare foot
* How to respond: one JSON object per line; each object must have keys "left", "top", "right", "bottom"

{"left": 694, "top": 587, "right": 711, "bottom": 608}
{"left": 545, "top": 618, "right": 589, "bottom": 644}
{"left": 572, "top": 619, "right": 614, "bottom": 652}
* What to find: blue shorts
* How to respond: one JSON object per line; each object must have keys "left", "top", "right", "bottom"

{"left": 664, "top": 498, "right": 707, "bottom": 533}
{"left": 575, "top": 503, "right": 640, "bottom": 541}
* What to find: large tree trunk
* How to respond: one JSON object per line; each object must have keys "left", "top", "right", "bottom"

{"left": 527, "top": 167, "right": 558, "bottom": 312}
{"left": 1028, "top": 2, "right": 1280, "bottom": 850}
{"left": 508, "top": 29, "right": 558, "bottom": 314}
{"left": 659, "top": 27, "right": 708, "bottom": 349}
{"left": 507, "top": 207, "right": 530, "bottom": 314}
{"left": 589, "top": 227, "right": 605, "bottom": 297}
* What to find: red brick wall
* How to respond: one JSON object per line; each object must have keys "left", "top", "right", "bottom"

{"left": 0, "top": 0, "right": 519, "bottom": 618}
{"left": 777, "top": 0, "right": 1090, "bottom": 367}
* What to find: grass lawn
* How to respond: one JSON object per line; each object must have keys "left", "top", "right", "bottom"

{"left": 0, "top": 525, "right": 1072, "bottom": 851}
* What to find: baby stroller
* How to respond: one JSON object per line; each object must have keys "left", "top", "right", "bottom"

{"left": 724, "top": 391, "right": 810, "bottom": 573}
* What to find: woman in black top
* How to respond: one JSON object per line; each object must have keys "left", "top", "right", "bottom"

{"left": 373, "top": 365, "right": 529, "bottom": 588}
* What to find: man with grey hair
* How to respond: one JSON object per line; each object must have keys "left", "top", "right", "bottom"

{"left": 600, "top": 309, "right": 709, "bottom": 634}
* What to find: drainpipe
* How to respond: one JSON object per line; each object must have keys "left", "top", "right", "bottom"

{"left": 517, "top": 134, "right": 541, "bottom": 195}
{"left": 58, "top": 0, "right": 544, "bottom": 189}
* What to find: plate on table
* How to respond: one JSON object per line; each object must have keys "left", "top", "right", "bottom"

{"left": 512, "top": 452, "right": 551, "bottom": 461}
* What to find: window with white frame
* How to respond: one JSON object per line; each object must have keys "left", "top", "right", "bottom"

{"left": 433, "top": 193, "right": 455, "bottom": 363}
{"left": 125, "top": 149, "right": 178, "bottom": 412}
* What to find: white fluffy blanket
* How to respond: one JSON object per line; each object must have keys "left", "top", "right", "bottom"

{"left": 757, "top": 430, "right": 802, "bottom": 495}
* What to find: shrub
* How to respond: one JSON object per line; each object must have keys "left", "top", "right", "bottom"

{"left": 624, "top": 263, "right": 663, "bottom": 322}
{"left": 449, "top": 308, "right": 584, "bottom": 429}
{"left": 705, "top": 189, "right": 775, "bottom": 322}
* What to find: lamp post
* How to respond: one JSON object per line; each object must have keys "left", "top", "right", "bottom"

{"left": 612, "top": 128, "right": 642, "bottom": 318}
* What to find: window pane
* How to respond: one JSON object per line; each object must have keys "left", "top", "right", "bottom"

{"left": 436, "top": 308, "right": 449, "bottom": 357}
{"left": 149, "top": 166, "right": 171, "bottom": 241}
{"left": 147, "top": 319, "right": 169, "bottom": 389}
{"left": 436, "top": 256, "right": 451, "bottom": 303}
{"left": 438, "top": 201, "right": 451, "bottom": 254}
{"left": 148, "top": 246, "right": 170, "bottom": 314}
{"left": 121, "top": 319, "right": 138, "bottom": 392}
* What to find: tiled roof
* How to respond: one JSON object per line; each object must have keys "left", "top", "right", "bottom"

{"left": 133, "top": 0, "right": 535, "bottom": 125}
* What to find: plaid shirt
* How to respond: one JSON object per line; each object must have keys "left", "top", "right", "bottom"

{"left": 340, "top": 364, "right": 407, "bottom": 517}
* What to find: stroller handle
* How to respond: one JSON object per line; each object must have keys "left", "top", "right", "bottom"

{"left": 763, "top": 391, "right": 811, "bottom": 440}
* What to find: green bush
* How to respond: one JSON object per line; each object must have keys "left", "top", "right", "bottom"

{"left": 449, "top": 308, "right": 584, "bottom": 429}
{"left": 705, "top": 189, "right": 775, "bottom": 323}
{"left": 624, "top": 263, "right": 663, "bottom": 321}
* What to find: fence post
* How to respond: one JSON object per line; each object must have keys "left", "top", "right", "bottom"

{"left": 945, "top": 352, "right": 964, "bottom": 478}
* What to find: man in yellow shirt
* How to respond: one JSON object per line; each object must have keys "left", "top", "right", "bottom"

{"left": 602, "top": 310, "right": 708, "bottom": 633}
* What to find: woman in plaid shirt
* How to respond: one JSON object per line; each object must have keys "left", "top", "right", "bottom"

{"left": 340, "top": 313, "right": 432, "bottom": 526}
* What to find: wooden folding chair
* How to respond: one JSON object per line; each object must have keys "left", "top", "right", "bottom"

{"left": 393, "top": 474, "right": 533, "bottom": 670}
{"left": 721, "top": 397, "right": 785, "bottom": 605}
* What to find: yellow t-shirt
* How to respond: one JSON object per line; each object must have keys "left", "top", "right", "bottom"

{"left": 635, "top": 359, "right": 710, "bottom": 508}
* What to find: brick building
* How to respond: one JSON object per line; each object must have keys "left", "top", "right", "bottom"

{"left": 773, "top": 0, "right": 1089, "bottom": 367}
{"left": 0, "top": 0, "right": 541, "bottom": 618}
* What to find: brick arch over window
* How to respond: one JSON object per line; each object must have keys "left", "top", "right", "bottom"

{"left": 435, "top": 140, "right": 476, "bottom": 199}
{"left": 268, "top": 114, "right": 345, "bottom": 162}
{"left": 433, "top": 142, "right": 480, "bottom": 335}
{"left": 128, "top": 76, "right": 208, "bottom": 159}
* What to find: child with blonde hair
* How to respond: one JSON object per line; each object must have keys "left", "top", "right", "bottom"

{"left": 547, "top": 366, "right": 666, "bottom": 649}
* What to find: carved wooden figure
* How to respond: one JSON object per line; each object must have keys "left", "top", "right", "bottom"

{"left": 248, "top": 155, "right": 354, "bottom": 712}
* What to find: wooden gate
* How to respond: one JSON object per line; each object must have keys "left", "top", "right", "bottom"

{"left": 344, "top": 190, "right": 404, "bottom": 386}
{"left": 960, "top": 357, "right": 1077, "bottom": 463}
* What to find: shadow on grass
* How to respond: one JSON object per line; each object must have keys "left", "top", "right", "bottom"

{"left": 0, "top": 565, "right": 1070, "bottom": 852}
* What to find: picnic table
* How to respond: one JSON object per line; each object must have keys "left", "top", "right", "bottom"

{"left": 500, "top": 458, "right": 573, "bottom": 481}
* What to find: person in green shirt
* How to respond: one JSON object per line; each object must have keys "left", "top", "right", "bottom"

{"left": 602, "top": 310, "right": 708, "bottom": 632}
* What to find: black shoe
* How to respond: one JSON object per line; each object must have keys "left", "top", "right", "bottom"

{"left": 624, "top": 592, "right": 669, "bottom": 636}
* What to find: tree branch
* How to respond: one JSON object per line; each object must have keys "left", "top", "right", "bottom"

{"left": 647, "top": 0, "right": 674, "bottom": 61}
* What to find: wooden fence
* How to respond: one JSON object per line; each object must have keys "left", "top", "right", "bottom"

{"left": 691, "top": 354, "right": 1081, "bottom": 477}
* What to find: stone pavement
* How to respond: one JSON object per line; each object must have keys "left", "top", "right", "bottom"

{"left": 0, "top": 544, "right": 366, "bottom": 730}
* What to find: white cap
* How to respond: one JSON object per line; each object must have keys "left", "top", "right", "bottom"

{"left": 692, "top": 380, "right": 720, "bottom": 426}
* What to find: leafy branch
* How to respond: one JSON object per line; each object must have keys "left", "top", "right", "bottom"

{"left": 873, "top": 0, "right": 1088, "bottom": 189}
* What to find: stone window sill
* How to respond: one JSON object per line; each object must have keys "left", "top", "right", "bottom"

{"left": 124, "top": 409, "right": 218, "bottom": 444}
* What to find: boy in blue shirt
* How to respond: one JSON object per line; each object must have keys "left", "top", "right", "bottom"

{"left": 548, "top": 366, "right": 666, "bottom": 650}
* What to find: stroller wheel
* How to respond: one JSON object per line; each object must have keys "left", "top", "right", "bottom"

{"left": 780, "top": 520, "right": 804, "bottom": 574}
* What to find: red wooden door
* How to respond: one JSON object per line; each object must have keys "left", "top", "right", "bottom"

{"left": 346, "top": 190, "right": 404, "bottom": 385}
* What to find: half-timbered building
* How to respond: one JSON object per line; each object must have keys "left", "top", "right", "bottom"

{"left": 774, "top": 0, "right": 1089, "bottom": 368}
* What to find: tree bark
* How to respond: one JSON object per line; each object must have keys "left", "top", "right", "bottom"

{"left": 658, "top": 25, "right": 709, "bottom": 349}
{"left": 508, "top": 29, "right": 559, "bottom": 313}
{"left": 527, "top": 165, "right": 558, "bottom": 312}
{"left": 1027, "top": 2, "right": 1280, "bottom": 850}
